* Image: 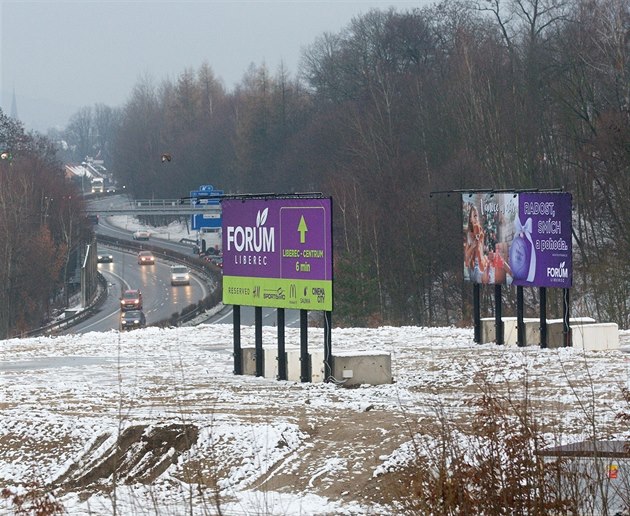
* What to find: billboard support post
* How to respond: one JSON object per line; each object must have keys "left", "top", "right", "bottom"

{"left": 255, "top": 307, "right": 263, "bottom": 377}
{"left": 563, "top": 288, "right": 572, "bottom": 347}
{"left": 495, "top": 284, "right": 504, "bottom": 345}
{"left": 517, "top": 286, "right": 525, "bottom": 347}
{"left": 473, "top": 284, "right": 481, "bottom": 343}
{"left": 300, "top": 310, "right": 310, "bottom": 382}
{"left": 277, "top": 309, "right": 287, "bottom": 380}
{"left": 233, "top": 305, "right": 242, "bottom": 375}
{"left": 540, "top": 287, "right": 547, "bottom": 348}
{"left": 324, "top": 311, "right": 332, "bottom": 381}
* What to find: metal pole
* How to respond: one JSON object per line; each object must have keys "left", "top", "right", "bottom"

{"left": 324, "top": 311, "right": 332, "bottom": 381}
{"left": 563, "top": 288, "right": 572, "bottom": 347}
{"left": 495, "top": 283, "right": 504, "bottom": 345}
{"left": 473, "top": 283, "right": 481, "bottom": 343}
{"left": 540, "top": 287, "right": 547, "bottom": 348}
{"left": 233, "top": 305, "right": 242, "bottom": 375}
{"left": 277, "top": 308, "right": 287, "bottom": 380}
{"left": 517, "top": 286, "right": 525, "bottom": 347}
{"left": 300, "top": 309, "right": 310, "bottom": 382}
{"left": 255, "top": 306, "right": 263, "bottom": 377}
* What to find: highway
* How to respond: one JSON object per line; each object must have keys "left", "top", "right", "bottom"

{"left": 63, "top": 245, "right": 211, "bottom": 334}
{"left": 81, "top": 195, "right": 304, "bottom": 331}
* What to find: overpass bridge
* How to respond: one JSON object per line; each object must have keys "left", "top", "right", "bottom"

{"left": 85, "top": 198, "right": 221, "bottom": 216}
{"left": 85, "top": 192, "right": 324, "bottom": 216}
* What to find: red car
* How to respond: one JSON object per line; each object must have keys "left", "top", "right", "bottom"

{"left": 120, "top": 289, "right": 143, "bottom": 311}
{"left": 137, "top": 251, "right": 155, "bottom": 265}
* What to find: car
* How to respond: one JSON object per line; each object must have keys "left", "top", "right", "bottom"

{"left": 97, "top": 253, "right": 113, "bottom": 263}
{"left": 137, "top": 251, "right": 155, "bottom": 265}
{"left": 170, "top": 265, "right": 190, "bottom": 286}
{"left": 120, "top": 310, "right": 146, "bottom": 331}
{"left": 209, "top": 256, "right": 223, "bottom": 269}
{"left": 120, "top": 289, "right": 143, "bottom": 311}
{"left": 133, "top": 230, "right": 151, "bottom": 241}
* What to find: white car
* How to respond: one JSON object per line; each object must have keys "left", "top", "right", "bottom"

{"left": 133, "top": 230, "right": 150, "bottom": 241}
{"left": 170, "top": 265, "right": 190, "bottom": 286}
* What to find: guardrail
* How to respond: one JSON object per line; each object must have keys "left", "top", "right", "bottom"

{"left": 14, "top": 272, "right": 110, "bottom": 338}
{"left": 13, "top": 236, "right": 222, "bottom": 339}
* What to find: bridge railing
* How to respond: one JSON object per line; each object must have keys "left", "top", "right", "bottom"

{"left": 86, "top": 199, "right": 221, "bottom": 216}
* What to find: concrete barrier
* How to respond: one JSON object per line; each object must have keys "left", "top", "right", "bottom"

{"left": 240, "top": 345, "right": 324, "bottom": 382}
{"left": 570, "top": 322, "right": 619, "bottom": 351}
{"left": 311, "top": 351, "right": 325, "bottom": 383}
{"left": 482, "top": 317, "right": 537, "bottom": 345}
{"left": 480, "top": 317, "right": 496, "bottom": 343}
{"left": 546, "top": 317, "right": 596, "bottom": 348}
{"left": 286, "top": 348, "right": 302, "bottom": 382}
{"left": 481, "top": 317, "right": 598, "bottom": 347}
{"left": 332, "top": 352, "right": 392, "bottom": 387}
{"left": 523, "top": 319, "right": 542, "bottom": 346}
{"left": 241, "top": 346, "right": 257, "bottom": 376}
{"left": 264, "top": 347, "right": 278, "bottom": 379}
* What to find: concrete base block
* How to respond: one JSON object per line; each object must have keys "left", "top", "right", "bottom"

{"left": 546, "top": 318, "right": 597, "bottom": 348}
{"left": 523, "top": 319, "right": 542, "bottom": 346}
{"left": 279, "top": 347, "right": 324, "bottom": 382}
{"left": 241, "top": 346, "right": 257, "bottom": 376}
{"left": 332, "top": 352, "right": 392, "bottom": 387}
{"left": 503, "top": 317, "right": 518, "bottom": 345}
{"left": 481, "top": 317, "right": 598, "bottom": 347}
{"left": 286, "top": 348, "right": 302, "bottom": 382}
{"left": 481, "top": 317, "right": 526, "bottom": 345}
{"left": 571, "top": 323, "right": 619, "bottom": 351}
{"left": 264, "top": 347, "right": 278, "bottom": 379}
{"left": 310, "top": 351, "right": 325, "bottom": 383}
{"left": 480, "top": 318, "right": 495, "bottom": 343}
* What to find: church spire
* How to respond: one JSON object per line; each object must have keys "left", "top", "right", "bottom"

{"left": 10, "top": 87, "right": 18, "bottom": 120}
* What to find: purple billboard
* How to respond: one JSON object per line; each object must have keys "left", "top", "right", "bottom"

{"left": 463, "top": 192, "right": 572, "bottom": 288}
{"left": 222, "top": 198, "right": 333, "bottom": 310}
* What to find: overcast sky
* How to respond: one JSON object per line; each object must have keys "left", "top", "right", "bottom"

{"left": 1, "top": 1, "right": 430, "bottom": 133}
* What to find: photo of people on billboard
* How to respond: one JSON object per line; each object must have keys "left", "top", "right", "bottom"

{"left": 463, "top": 193, "right": 517, "bottom": 285}
{"left": 462, "top": 192, "right": 572, "bottom": 288}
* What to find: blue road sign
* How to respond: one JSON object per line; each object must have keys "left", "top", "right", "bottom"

{"left": 191, "top": 213, "right": 222, "bottom": 230}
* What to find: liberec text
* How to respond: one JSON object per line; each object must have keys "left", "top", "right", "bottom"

{"left": 283, "top": 249, "right": 324, "bottom": 258}
{"left": 233, "top": 254, "right": 268, "bottom": 266}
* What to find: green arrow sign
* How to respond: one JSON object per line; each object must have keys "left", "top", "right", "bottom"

{"left": 298, "top": 215, "right": 308, "bottom": 243}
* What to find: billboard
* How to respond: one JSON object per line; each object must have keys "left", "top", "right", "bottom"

{"left": 462, "top": 192, "right": 572, "bottom": 288}
{"left": 222, "top": 198, "right": 333, "bottom": 310}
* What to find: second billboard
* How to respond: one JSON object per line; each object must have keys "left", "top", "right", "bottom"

{"left": 462, "top": 192, "right": 572, "bottom": 288}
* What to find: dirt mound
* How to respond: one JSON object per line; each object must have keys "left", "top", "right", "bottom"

{"left": 53, "top": 423, "right": 198, "bottom": 493}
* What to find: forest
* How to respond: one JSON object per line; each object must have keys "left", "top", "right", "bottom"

{"left": 3, "top": 0, "right": 630, "bottom": 336}
{"left": 0, "top": 111, "right": 89, "bottom": 338}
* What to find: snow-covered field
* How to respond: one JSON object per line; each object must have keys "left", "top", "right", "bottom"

{"left": 1, "top": 324, "right": 630, "bottom": 515}
{"left": 2, "top": 211, "right": 629, "bottom": 514}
